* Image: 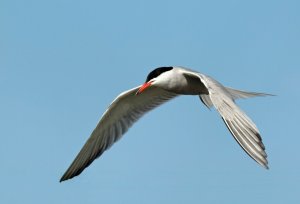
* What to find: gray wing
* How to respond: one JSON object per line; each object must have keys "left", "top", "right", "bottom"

{"left": 60, "top": 86, "right": 177, "bottom": 182}
{"left": 186, "top": 71, "right": 268, "bottom": 169}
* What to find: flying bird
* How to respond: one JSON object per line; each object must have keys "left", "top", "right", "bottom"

{"left": 60, "top": 66, "right": 270, "bottom": 182}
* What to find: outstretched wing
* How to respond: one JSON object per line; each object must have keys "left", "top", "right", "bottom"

{"left": 185, "top": 71, "right": 268, "bottom": 169}
{"left": 60, "top": 86, "right": 177, "bottom": 182}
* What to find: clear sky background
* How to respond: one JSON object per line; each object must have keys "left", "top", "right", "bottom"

{"left": 1, "top": 0, "right": 299, "bottom": 203}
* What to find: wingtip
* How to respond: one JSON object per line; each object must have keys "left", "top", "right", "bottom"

{"left": 59, "top": 176, "right": 67, "bottom": 183}
{"left": 260, "top": 160, "right": 269, "bottom": 170}
{"left": 59, "top": 173, "right": 73, "bottom": 183}
{"left": 264, "top": 164, "right": 270, "bottom": 170}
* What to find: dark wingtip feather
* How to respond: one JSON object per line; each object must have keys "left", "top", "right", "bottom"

{"left": 221, "top": 117, "right": 268, "bottom": 169}
{"left": 60, "top": 165, "right": 86, "bottom": 182}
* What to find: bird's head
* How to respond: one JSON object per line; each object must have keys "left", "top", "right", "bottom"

{"left": 136, "top": 67, "right": 173, "bottom": 95}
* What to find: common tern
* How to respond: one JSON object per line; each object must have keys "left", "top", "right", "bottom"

{"left": 60, "top": 66, "right": 270, "bottom": 182}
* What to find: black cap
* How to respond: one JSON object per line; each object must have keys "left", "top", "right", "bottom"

{"left": 145, "top": 67, "right": 173, "bottom": 82}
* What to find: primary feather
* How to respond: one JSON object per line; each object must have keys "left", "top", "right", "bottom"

{"left": 60, "top": 86, "right": 177, "bottom": 182}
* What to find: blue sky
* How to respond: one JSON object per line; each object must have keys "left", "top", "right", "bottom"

{"left": 1, "top": 0, "right": 299, "bottom": 203}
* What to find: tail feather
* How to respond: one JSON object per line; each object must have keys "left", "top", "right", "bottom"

{"left": 200, "top": 87, "right": 273, "bottom": 109}
{"left": 225, "top": 87, "right": 274, "bottom": 100}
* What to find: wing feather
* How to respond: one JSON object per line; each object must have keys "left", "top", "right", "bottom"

{"left": 185, "top": 72, "right": 269, "bottom": 169}
{"left": 60, "top": 86, "right": 177, "bottom": 182}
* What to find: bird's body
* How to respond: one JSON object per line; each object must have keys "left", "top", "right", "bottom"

{"left": 60, "top": 66, "right": 270, "bottom": 182}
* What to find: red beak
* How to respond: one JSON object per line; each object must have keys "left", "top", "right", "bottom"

{"left": 136, "top": 82, "right": 152, "bottom": 95}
